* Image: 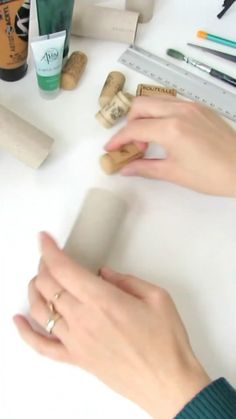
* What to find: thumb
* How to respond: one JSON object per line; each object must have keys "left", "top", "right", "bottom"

{"left": 120, "top": 158, "right": 171, "bottom": 179}
{"left": 100, "top": 267, "right": 155, "bottom": 300}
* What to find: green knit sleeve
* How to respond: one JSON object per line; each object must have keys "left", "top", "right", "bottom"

{"left": 175, "top": 378, "right": 236, "bottom": 418}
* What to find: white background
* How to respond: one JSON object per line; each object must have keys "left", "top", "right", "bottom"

{"left": 0, "top": 1, "right": 236, "bottom": 418}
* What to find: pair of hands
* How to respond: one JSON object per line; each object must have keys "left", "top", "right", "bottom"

{"left": 14, "top": 98, "right": 236, "bottom": 417}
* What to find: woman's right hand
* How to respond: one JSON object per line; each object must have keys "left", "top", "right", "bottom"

{"left": 105, "top": 97, "right": 236, "bottom": 197}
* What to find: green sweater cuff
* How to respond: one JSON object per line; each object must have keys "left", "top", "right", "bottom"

{"left": 175, "top": 378, "right": 236, "bottom": 418}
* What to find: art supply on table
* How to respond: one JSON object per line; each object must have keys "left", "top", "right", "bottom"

{"left": 118, "top": 45, "right": 236, "bottom": 122}
{"left": 187, "top": 43, "right": 236, "bottom": 63}
{"left": 100, "top": 144, "right": 144, "bottom": 175}
{"left": 36, "top": 0, "right": 75, "bottom": 60}
{"left": 166, "top": 48, "right": 236, "bottom": 88}
{"left": 64, "top": 188, "right": 128, "bottom": 274}
{"left": 96, "top": 91, "right": 132, "bottom": 128}
{"left": 217, "top": 0, "right": 236, "bottom": 19}
{"left": 136, "top": 84, "right": 177, "bottom": 97}
{"left": 125, "top": 0, "right": 154, "bottom": 23}
{"left": 72, "top": 3, "right": 139, "bottom": 44}
{"left": 0, "top": 0, "right": 31, "bottom": 81}
{"left": 99, "top": 71, "right": 126, "bottom": 108}
{"left": 31, "top": 31, "right": 66, "bottom": 98}
{"left": 197, "top": 30, "right": 236, "bottom": 49}
{"left": 0, "top": 104, "right": 54, "bottom": 169}
{"left": 61, "top": 51, "right": 87, "bottom": 90}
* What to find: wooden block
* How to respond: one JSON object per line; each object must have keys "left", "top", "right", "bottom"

{"left": 136, "top": 84, "right": 177, "bottom": 97}
{"left": 100, "top": 143, "right": 144, "bottom": 174}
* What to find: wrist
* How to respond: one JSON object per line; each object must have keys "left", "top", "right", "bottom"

{"left": 143, "top": 358, "right": 211, "bottom": 419}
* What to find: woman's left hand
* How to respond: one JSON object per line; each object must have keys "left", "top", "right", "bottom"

{"left": 14, "top": 232, "right": 210, "bottom": 419}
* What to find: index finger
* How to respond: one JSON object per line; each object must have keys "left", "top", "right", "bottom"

{"left": 127, "top": 96, "right": 183, "bottom": 121}
{"left": 105, "top": 118, "right": 172, "bottom": 151}
{"left": 39, "top": 232, "right": 129, "bottom": 305}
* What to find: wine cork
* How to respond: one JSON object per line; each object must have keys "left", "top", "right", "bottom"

{"left": 125, "top": 0, "right": 154, "bottom": 23}
{"left": 72, "top": 3, "right": 139, "bottom": 44}
{"left": 96, "top": 91, "right": 132, "bottom": 129}
{"left": 64, "top": 188, "right": 128, "bottom": 273}
{"left": 99, "top": 71, "right": 126, "bottom": 108}
{"left": 100, "top": 144, "right": 144, "bottom": 174}
{"left": 61, "top": 51, "right": 88, "bottom": 90}
{"left": 124, "top": 92, "right": 135, "bottom": 101}
{"left": 0, "top": 104, "right": 54, "bottom": 169}
{"left": 136, "top": 84, "right": 177, "bottom": 97}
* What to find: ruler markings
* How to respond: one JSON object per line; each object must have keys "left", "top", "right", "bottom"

{"left": 118, "top": 45, "right": 236, "bottom": 122}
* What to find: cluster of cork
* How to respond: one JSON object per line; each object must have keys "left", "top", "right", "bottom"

{"left": 97, "top": 71, "right": 177, "bottom": 175}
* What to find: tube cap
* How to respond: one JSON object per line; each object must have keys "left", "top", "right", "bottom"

{"left": 0, "top": 63, "right": 28, "bottom": 82}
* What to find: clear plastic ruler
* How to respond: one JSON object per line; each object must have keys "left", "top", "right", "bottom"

{"left": 118, "top": 45, "right": 236, "bottom": 122}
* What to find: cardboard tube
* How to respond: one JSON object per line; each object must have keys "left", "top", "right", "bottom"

{"left": 125, "top": 0, "right": 154, "bottom": 23}
{"left": 64, "top": 188, "right": 128, "bottom": 273}
{"left": 0, "top": 104, "right": 54, "bottom": 169}
{"left": 72, "top": 3, "right": 139, "bottom": 44}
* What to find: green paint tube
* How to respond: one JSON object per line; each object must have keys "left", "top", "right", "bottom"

{"left": 36, "top": 0, "right": 75, "bottom": 59}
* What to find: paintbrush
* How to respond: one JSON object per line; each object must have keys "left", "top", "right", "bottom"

{"left": 187, "top": 43, "right": 236, "bottom": 63}
{"left": 166, "top": 48, "right": 236, "bottom": 88}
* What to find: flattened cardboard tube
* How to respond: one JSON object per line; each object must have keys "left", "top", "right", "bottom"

{"left": 72, "top": 3, "right": 139, "bottom": 44}
{"left": 125, "top": 0, "right": 154, "bottom": 23}
{"left": 0, "top": 105, "right": 54, "bottom": 169}
{"left": 64, "top": 188, "right": 128, "bottom": 274}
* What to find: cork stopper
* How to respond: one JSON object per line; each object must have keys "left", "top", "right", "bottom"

{"left": 100, "top": 143, "right": 144, "bottom": 174}
{"left": 136, "top": 84, "right": 177, "bottom": 97}
{"left": 99, "top": 71, "right": 126, "bottom": 107}
{"left": 96, "top": 91, "right": 132, "bottom": 128}
{"left": 61, "top": 51, "right": 88, "bottom": 90}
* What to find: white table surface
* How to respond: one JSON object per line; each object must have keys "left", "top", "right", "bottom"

{"left": 1, "top": 1, "right": 236, "bottom": 418}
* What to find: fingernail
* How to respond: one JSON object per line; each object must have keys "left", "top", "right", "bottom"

{"left": 13, "top": 315, "right": 19, "bottom": 325}
{"left": 38, "top": 231, "right": 46, "bottom": 251}
{"left": 100, "top": 266, "right": 115, "bottom": 277}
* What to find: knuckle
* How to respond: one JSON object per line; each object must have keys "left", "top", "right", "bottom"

{"left": 34, "top": 275, "right": 41, "bottom": 290}
{"left": 149, "top": 287, "right": 170, "bottom": 306}
{"left": 180, "top": 101, "right": 201, "bottom": 115}
{"left": 169, "top": 117, "right": 184, "bottom": 134}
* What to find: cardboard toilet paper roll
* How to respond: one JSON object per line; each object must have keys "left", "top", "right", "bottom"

{"left": 126, "top": 0, "right": 154, "bottom": 23}
{"left": 72, "top": 3, "right": 139, "bottom": 44}
{"left": 0, "top": 105, "right": 54, "bottom": 169}
{"left": 64, "top": 188, "right": 128, "bottom": 273}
